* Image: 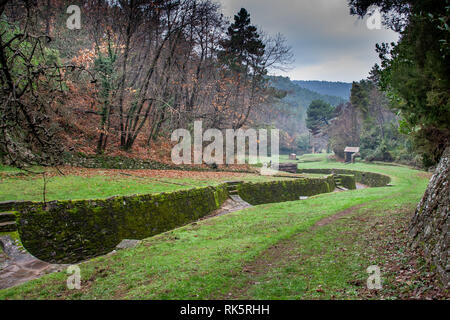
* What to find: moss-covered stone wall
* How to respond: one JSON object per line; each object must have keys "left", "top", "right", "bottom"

{"left": 336, "top": 174, "right": 357, "bottom": 190}
{"left": 298, "top": 169, "right": 390, "bottom": 187}
{"left": 15, "top": 185, "right": 229, "bottom": 264}
{"left": 237, "top": 176, "right": 336, "bottom": 205}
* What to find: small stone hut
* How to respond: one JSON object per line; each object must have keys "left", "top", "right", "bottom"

{"left": 344, "top": 147, "right": 360, "bottom": 163}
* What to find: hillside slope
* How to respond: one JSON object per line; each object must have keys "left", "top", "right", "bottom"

{"left": 264, "top": 76, "right": 345, "bottom": 152}
{"left": 270, "top": 76, "right": 346, "bottom": 107}
{"left": 293, "top": 80, "right": 352, "bottom": 100}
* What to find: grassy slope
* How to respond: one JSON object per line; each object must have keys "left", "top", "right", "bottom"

{"left": 0, "top": 158, "right": 433, "bottom": 300}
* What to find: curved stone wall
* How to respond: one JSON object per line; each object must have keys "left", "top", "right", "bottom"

{"left": 237, "top": 176, "right": 336, "bottom": 205}
{"left": 335, "top": 174, "right": 357, "bottom": 190}
{"left": 14, "top": 186, "right": 229, "bottom": 264}
{"left": 298, "top": 169, "right": 390, "bottom": 187}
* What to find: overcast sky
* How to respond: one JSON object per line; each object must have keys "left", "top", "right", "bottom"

{"left": 218, "top": 0, "right": 399, "bottom": 82}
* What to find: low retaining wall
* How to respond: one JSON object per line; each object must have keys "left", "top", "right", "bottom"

{"left": 13, "top": 186, "right": 228, "bottom": 264}
{"left": 298, "top": 169, "right": 390, "bottom": 187}
{"left": 336, "top": 174, "right": 357, "bottom": 190}
{"left": 237, "top": 176, "right": 336, "bottom": 205}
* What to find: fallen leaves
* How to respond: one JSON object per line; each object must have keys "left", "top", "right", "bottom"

{"left": 357, "top": 208, "right": 449, "bottom": 300}
{"left": 12, "top": 166, "right": 261, "bottom": 182}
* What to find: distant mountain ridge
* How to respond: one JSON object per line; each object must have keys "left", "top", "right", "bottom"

{"left": 268, "top": 76, "right": 346, "bottom": 108}
{"left": 263, "top": 76, "right": 346, "bottom": 151}
{"left": 292, "top": 80, "right": 352, "bottom": 100}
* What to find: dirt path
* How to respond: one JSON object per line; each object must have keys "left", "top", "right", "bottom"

{"left": 219, "top": 203, "right": 368, "bottom": 299}
{"left": 311, "top": 203, "right": 366, "bottom": 230}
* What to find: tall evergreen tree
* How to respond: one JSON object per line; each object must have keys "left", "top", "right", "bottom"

{"left": 219, "top": 8, "right": 265, "bottom": 74}
{"left": 306, "top": 100, "right": 335, "bottom": 136}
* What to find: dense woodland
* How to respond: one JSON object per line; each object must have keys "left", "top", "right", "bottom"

{"left": 0, "top": 0, "right": 448, "bottom": 169}
{"left": 304, "top": 74, "right": 416, "bottom": 164}
{"left": 348, "top": 0, "right": 449, "bottom": 167}
{"left": 0, "top": 0, "right": 293, "bottom": 167}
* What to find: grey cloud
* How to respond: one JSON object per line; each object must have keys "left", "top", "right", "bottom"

{"left": 217, "top": 0, "right": 399, "bottom": 82}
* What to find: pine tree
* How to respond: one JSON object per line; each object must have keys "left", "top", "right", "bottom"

{"left": 219, "top": 8, "right": 265, "bottom": 73}
{"left": 306, "top": 100, "right": 335, "bottom": 135}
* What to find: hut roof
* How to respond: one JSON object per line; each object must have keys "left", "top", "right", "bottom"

{"left": 344, "top": 147, "right": 360, "bottom": 153}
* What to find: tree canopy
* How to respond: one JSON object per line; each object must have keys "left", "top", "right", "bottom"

{"left": 349, "top": 0, "right": 450, "bottom": 166}
{"left": 306, "top": 100, "right": 335, "bottom": 136}
{"left": 0, "top": 1, "right": 292, "bottom": 166}
{"left": 219, "top": 8, "right": 266, "bottom": 74}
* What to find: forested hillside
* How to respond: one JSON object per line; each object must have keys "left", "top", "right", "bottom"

{"left": 263, "top": 76, "right": 344, "bottom": 153}
{"left": 0, "top": 1, "right": 293, "bottom": 167}
{"left": 293, "top": 80, "right": 352, "bottom": 100}
{"left": 269, "top": 77, "right": 346, "bottom": 107}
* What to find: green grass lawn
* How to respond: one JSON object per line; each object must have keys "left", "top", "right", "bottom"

{"left": 0, "top": 158, "right": 437, "bottom": 300}
{"left": 252, "top": 153, "right": 333, "bottom": 165}
{"left": 0, "top": 167, "right": 292, "bottom": 202}
{"left": 295, "top": 153, "right": 333, "bottom": 163}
